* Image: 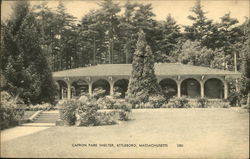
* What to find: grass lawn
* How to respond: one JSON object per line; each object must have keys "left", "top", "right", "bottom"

{"left": 1, "top": 108, "right": 249, "bottom": 158}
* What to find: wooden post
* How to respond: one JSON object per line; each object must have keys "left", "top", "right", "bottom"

{"left": 200, "top": 81, "right": 204, "bottom": 98}
{"left": 177, "top": 82, "right": 181, "bottom": 97}
{"left": 224, "top": 81, "right": 228, "bottom": 99}
{"left": 88, "top": 83, "right": 92, "bottom": 95}
{"left": 67, "top": 82, "right": 71, "bottom": 99}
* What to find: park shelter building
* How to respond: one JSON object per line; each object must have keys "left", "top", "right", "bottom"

{"left": 53, "top": 63, "right": 241, "bottom": 100}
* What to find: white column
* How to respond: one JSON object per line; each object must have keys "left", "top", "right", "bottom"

{"left": 224, "top": 81, "right": 228, "bottom": 99}
{"left": 61, "top": 88, "right": 64, "bottom": 99}
{"left": 110, "top": 82, "right": 114, "bottom": 96}
{"left": 67, "top": 82, "right": 71, "bottom": 99}
{"left": 177, "top": 82, "right": 181, "bottom": 97}
{"left": 88, "top": 83, "right": 92, "bottom": 95}
{"left": 200, "top": 81, "right": 204, "bottom": 98}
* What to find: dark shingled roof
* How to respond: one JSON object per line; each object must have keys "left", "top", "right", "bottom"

{"left": 53, "top": 63, "right": 241, "bottom": 77}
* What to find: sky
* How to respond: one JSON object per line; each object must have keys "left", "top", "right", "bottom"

{"left": 1, "top": 0, "right": 249, "bottom": 25}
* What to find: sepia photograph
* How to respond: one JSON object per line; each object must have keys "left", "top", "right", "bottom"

{"left": 0, "top": 0, "right": 249, "bottom": 158}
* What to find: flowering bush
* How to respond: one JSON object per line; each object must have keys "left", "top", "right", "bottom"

{"left": 0, "top": 91, "right": 24, "bottom": 129}
{"left": 95, "top": 111, "right": 117, "bottom": 125}
{"left": 28, "top": 103, "right": 54, "bottom": 111}
{"left": 75, "top": 99, "right": 99, "bottom": 126}
{"left": 113, "top": 99, "right": 126, "bottom": 109}
{"left": 167, "top": 97, "right": 190, "bottom": 108}
{"left": 228, "top": 91, "right": 241, "bottom": 106}
{"left": 148, "top": 95, "right": 166, "bottom": 108}
{"left": 91, "top": 87, "right": 106, "bottom": 99}
{"left": 58, "top": 93, "right": 132, "bottom": 126}
{"left": 125, "top": 96, "right": 141, "bottom": 109}
{"left": 96, "top": 96, "right": 116, "bottom": 109}
{"left": 197, "top": 97, "right": 208, "bottom": 108}
{"left": 117, "top": 101, "right": 132, "bottom": 120}
{"left": 58, "top": 99, "right": 78, "bottom": 126}
{"left": 161, "top": 102, "right": 172, "bottom": 108}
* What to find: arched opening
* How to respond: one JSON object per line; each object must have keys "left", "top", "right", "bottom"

{"left": 205, "top": 78, "right": 224, "bottom": 99}
{"left": 57, "top": 80, "right": 68, "bottom": 99}
{"left": 92, "top": 79, "right": 110, "bottom": 95}
{"left": 159, "top": 78, "right": 177, "bottom": 98}
{"left": 181, "top": 78, "right": 200, "bottom": 98}
{"left": 114, "top": 79, "right": 129, "bottom": 98}
{"left": 71, "top": 79, "right": 89, "bottom": 97}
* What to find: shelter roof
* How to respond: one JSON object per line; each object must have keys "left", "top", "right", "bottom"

{"left": 53, "top": 63, "right": 241, "bottom": 78}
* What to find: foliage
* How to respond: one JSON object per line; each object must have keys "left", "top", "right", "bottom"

{"left": 118, "top": 101, "right": 132, "bottom": 120}
{"left": 197, "top": 97, "right": 208, "bottom": 108}
{"left": 0, "top": 91, "right": 24, "bottom": 130}
{"left": 75, "top": 98, "right": 99, "bottom": 126}
{"left": 58, "top": 94, "right": 131, "bottom": 126}
{"left": 178, "top": 40, "right": 214, "bottom": 67}
{"left": 96, "top": 96, "right": 116, "bottom": 109}
{"left": 28, "top": 103, "right": 55, "bottom": 111}
{"left": 167, "top": 97, "right": 191, "bottom": 108}
{"left": 156, "top": 14, "right": 182, "bottom": 63}
{"left": 1, "top": 1, "right": 57, "bottom": 105}
{"left": 148, "top": 95, "right": 166, "bottom": 108}
{"left": 96, "top": 111, "right": 117, "bottom": 125}
{"left": 119, "top": 110, "right": 130, "bottom": 121}
{"left": 127, "top": 30, "right": 163, "bottom": 105}
{"left": 239, "top": 36, "right": 250, "bottom": 107}
{"left": 227, "top": 78, "right": 242, "bottom": 106}
{"left": 91, "top": 87, "right": 106, "bottom": 99}
{"left": 184, "top": 0, "right": 216, "bottom": 49}
{"left": 58, "top": 99, "right": 78, "bottom": 126}
{"left": 1, "top": 0, "right": 248, "bottom": 73}
{"left": 228, "top": 91, "right": 241, "bottom": 106}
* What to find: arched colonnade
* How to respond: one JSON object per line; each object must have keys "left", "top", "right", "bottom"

{"left": 56, "top": 75, "right": 228, "bottom": 100}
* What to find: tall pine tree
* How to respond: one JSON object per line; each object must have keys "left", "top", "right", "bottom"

{"left": 127, "top": 30, "right": 163, "bottom": 105}
{"left": 184, "top": 0, "right": 216, "bottom": 49}
{"left": 1, "top": 1, "right": 57, "bottom": 104}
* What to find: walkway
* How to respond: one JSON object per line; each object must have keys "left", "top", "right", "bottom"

{"left": 1, "top": 125, "right": 52, "bottom": 142}
{"left": 1, "top": 110, "right": 59, "bottom": 142}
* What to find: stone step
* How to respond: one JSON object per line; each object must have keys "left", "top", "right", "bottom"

{"left": 37, "top": 116, "right": 58, "bottom": 118}
{"left": 32, "top": 111, "right": 59, "bottom": 124}
{"left": 35, "top": 118, "right": 58, "bottom": 120}
{"left": 33, "top": 120, "right": 57, "bottom": 123}
{"left": 38, "top": 115, "right": 59, "bottom": 117}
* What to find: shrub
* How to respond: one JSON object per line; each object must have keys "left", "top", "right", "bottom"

{"left": 125, "top": 96, "right": 140, "bottom": 109}
{"left": 58, "top": 99, "right": 78, "bottom": 126}
{"left": 206, "top": 100, "right": 231, "bottom": 108}
{"left": 167, "top": 97, "right": 190, "bottom": 108}
{"left": 58, "top": 95, "right": 132, "bottom": 126}
{"left": 96, "top": 111, "right": 117, "bottom": 125}
{"left": 228, "top": 91, "right": 241, "bottom": 106}
{"left": 119, "top": 102, "right": 132, "bottom": 121}
{"left": 161, "top": 102, "right": 173, "bottom": 108}
{"left": 197, "top": 97, "right": 208, "bottom": 108}
{"left": 75, "top": 98, "right": 99, "bottom": 126}
{"left": 113, "top": 99, "right": 125, "bottom": 109}
{"left": 148, "top": 95, "right": 166, "bottom": 108}
{"left": 119, "top": 110, "right": 130, "bottom": 121}
{"left": 0, "top": 91, "right": 24, "bottom": 129}
{"left": 222, "top": 102, "right": 231, "bottom": 108}
{"left": 29, "top": 103, "right": 54, "bottom": 111}
{"left": 140, "top": 102, "right": 154, "bottom": 108}
{"left": 104, "top": 96, "right": 116, "bottom": 109}
{"left": 91, "top": 87, "right": 106, "bottom": 99}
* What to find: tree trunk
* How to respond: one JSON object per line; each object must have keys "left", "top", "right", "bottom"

{"left": 93, "top": 36, "right": 96, "bottom": 65}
